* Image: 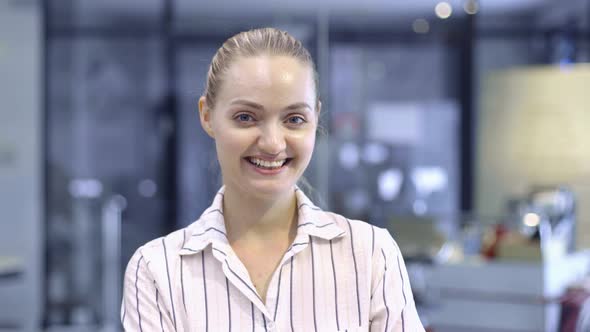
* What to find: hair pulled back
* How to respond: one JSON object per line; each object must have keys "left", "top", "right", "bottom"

{"left": 204, "top": 27, "right": 319, "bottom": 109}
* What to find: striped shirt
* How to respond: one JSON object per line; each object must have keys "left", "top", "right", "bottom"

{"left": 121, "top": 186, "right": 425, "bottom": 332}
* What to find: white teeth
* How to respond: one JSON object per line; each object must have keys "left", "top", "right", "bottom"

{"left": 249, "top": 157, "right": 286, "bottom": 169}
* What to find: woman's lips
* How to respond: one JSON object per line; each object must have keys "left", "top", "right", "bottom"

{"left": 244, "top": 157, "right": 292, "bottom": 175}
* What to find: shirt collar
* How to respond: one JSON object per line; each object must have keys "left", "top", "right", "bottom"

{"left": 180, "top": 186, "right": 346, "bottom": 256}
{"left": 293, "top": 187, "right": 347, "bottom": 240}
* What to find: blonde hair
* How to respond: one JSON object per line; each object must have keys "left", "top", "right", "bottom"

{"left": 204, "top": 27, "right": 319, "bottom": 109}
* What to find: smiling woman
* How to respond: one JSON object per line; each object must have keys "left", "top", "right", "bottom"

{"left": 121, "top": 27, "right": 425, "bottom": 332}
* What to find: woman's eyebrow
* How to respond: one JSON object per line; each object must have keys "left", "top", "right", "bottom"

{"left": 230, "top": 99, "right": 264, "bottom": 110}
{"left": 284, "top": 102, "right": 312, "bottom": 112}
{"left": 230, "top": 99, "right": 312, "bottom": 112}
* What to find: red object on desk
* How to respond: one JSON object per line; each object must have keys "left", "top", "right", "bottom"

{"left": 559, "top": 288, "right": 590, "bottom": 332}
{"left": 482, "top": 224, "right": 508, "bottom": 259}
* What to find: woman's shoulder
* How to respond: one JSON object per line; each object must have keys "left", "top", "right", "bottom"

{"left": 320, "top": 210, "right": 400, "bottom": 255}
{"left": 323, "top": 211, "right": 375, "bottom": 236}
{"left": 297, "top": 189, "right": 395, "bottom": 247}
{"left": 128, "top": 226, "right": 188, "bottom": 266}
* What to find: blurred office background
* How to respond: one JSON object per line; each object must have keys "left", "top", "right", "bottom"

{"left": 1, "top": 0, "right": 590, "bottom": 331}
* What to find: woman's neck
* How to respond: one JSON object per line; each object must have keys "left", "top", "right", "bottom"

{"left": 222, "top": 185, "right": 298, "bottom": 246}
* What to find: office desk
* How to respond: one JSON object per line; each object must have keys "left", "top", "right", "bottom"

{"left": 413, "top": 251, "right": 590, "bottom": 332}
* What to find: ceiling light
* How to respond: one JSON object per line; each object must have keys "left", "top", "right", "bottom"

{"left": 435, "top": 2, "right": 453, "bottom": 19}
{"left": 524, "top": 213, "right": 541, "bottom": 227}
{"left": 463, "top": 0, "right": 479, "bottom": 15}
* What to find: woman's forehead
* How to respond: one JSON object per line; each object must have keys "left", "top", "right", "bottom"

{"left": 228, "top": 56, "right": 310, "bottom": 84}
{"left": 217, "top": 55, "right": 316, "bottom": 104}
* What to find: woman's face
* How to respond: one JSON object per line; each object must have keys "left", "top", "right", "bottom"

{"left": 199, "top": 55, "right": 319, "bottom": 199}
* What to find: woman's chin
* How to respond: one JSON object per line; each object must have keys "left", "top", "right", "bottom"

{"left": 244, "top": 180, "right": 295, "bottom": 198}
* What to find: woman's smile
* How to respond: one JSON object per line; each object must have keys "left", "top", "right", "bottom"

{"left": 244, "top": 156, "right": 294, "bottom": 175}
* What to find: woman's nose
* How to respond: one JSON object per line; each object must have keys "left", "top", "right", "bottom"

{"left": 258, "top": 124, "right": 286, "bottom": 155}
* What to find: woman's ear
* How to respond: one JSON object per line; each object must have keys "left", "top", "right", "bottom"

{"left": 199, "top": 96, "right": 215, "bottom": 138}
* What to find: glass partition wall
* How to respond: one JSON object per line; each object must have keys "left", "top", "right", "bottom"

{"left": 45, "top": 1, "right": 172, "bottom": 329}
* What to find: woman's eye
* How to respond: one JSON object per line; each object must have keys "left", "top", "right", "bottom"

{"left": 236, "top": 114, "right": 254, "bottom": 122}
{"left": 287, "top": 116, "right": 306, "bottom": 125}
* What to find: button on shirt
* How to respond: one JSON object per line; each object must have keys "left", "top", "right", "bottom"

{"left": 121, "top": 186, "right": 425, "bottom": 332}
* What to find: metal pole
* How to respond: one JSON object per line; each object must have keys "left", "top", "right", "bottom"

{"left": 101, "top": 195, "right": 126, "bottom": 332}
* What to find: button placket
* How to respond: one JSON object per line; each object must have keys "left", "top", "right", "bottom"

{"left": 263, "top": 236, "right": 310, "bottom": 332}
{"left": 215, "top": 243, "right": 272, "bottom": 319}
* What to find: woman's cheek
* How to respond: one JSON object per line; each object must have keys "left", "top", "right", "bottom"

{"left": 222, "top": 129, "right": 255, "bottom": 150}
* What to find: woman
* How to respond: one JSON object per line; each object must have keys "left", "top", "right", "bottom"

{"left": 121, "top": 27, "right": 425, "bottom": 332}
